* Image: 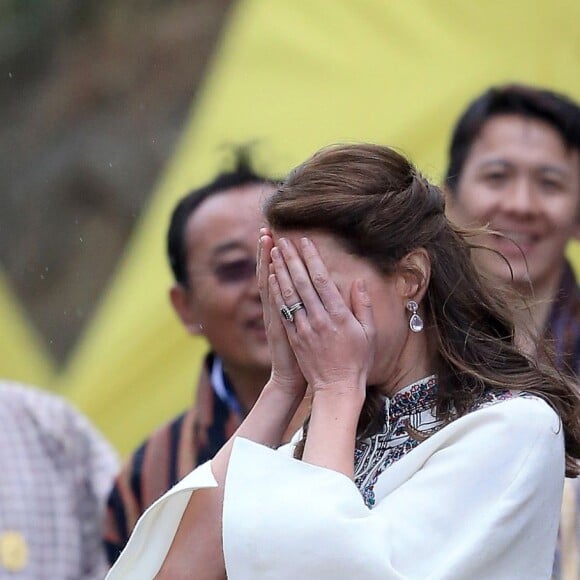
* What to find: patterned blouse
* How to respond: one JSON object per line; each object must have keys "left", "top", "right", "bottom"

{"left": 354, "top": 375, "right": 518, "bottom": 508}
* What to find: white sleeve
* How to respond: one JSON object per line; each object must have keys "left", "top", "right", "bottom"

{"left": 105, "top": 461, "right": 217, "bottom": 579}
{"left": 222, "top": 397, "right": 564, "bottom": 580}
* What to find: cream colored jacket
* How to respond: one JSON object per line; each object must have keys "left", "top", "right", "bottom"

{"left": 107, "top": 396, "right": 564, "bottom": 579}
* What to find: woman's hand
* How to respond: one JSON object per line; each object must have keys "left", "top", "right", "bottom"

{"left": 258, "top": 229, "right": 307, "bottom": 400}
{"left": 270, "top": 236, "right": 375, "bottom": 404}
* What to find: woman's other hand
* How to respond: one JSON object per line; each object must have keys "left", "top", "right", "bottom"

{"left": 258, "top": 229, "right": 307, "bottom": 400}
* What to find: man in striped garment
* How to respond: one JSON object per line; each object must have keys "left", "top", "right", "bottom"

{"left": 103, "top": 154, "right": 306, "bottom": 564}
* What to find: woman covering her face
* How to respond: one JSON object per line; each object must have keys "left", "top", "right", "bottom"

{"left": 107, "top": 144, "right": 580, "bottom": 580}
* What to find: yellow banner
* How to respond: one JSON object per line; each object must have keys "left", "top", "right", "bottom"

{"left": 58, "top": 0, "right": 580, "bottom": 454}
{"left": 0, "top": 267, "right": 54, "bottom": 387}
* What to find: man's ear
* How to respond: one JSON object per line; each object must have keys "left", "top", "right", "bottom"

{"left": 396, "top": 248, "right": 431, "bottom": 303}
{"left": 169, "top": 284, "right": 203, "bottom": 336}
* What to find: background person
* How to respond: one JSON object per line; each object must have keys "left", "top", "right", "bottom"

{"left": 108, "top": 143, "right": 579, "bottom": 579}
{"left": 104, "top": 154, "right": 306, "bottom": 563}
{"left": 0, "top": 379, "right": 118, "bottom": 579}
{"left": 444, "top": 83, "right": 580, "bottom": 578}
{"left": 445, "top": 83, "right": 580, "bottom": 374}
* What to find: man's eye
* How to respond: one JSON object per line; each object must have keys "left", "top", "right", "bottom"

{"left": 214, "top": 259, "right": 256, "bottom": 283}
{"left": 483, "top": 172, "right": 507, "bottom": 184}
{"left": 540, "top": 179, "right": 564, "bottom": 192}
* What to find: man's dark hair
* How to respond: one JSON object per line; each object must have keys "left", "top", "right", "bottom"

{"left": 167, "top": 148, "right": 278, "bottom": 287}
{"left": 445, "top": 83, "right": 580, "bottom": 193}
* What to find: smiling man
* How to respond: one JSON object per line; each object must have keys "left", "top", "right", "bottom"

{"left": 446, "top": 84, "right": 580, "bottom": 375}
{"left": 103, "top": 154, "right": 302, "bottom": 565}
{"left": 445, "top": 84, "right": 580, "bottom": 578}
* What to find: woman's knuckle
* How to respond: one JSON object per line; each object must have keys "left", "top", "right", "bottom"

{"left": 293, "top": 274, "right": 308, "bottom": 290}
{"left": 308, "top": 312, "right": 325, "bottom": 331}
{"left": 331, "top": 306, "right": 347, "bottom": 322}
{"left": 313, "top": 272, "right": 328, "bottom": 287}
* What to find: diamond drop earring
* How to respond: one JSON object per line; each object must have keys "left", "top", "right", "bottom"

{"left": 406, "top": 300, "right": 424, "bottom": 333}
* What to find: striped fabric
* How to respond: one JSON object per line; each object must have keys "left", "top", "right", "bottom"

{"left": 545, "top": 262, "right": 580, "bottom": 380}
{"left": 103, "top": 354, "right": 243, "bottom": 565}
{"left": 544, "top": 262, "right": 580, "bottom": 580}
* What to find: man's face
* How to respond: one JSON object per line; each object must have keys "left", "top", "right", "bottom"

{"left": 448, "top": 114, "right": 580, "bottom": 290}
{"left": 175, "top": 183, "right": 273, "bottom": 373}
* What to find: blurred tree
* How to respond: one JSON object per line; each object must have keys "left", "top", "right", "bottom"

{"left": 0, "top": 0, "right": 232, "bottom": 366}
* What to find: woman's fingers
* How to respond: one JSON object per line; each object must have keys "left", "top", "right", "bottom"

{"left": 268, "top": 270, "right": 285, "bottom": 311}
{"left": 270, "top": 244, "right": 307, "bottom": 326}
{"left": 351, "top": 279, "right": 375, "bottom": 343}
{"left": 268, "top": 237, "right": 374, "bottom": 395}
{"left": 297, "top": 237, "right": 348, "bottom": 318}
{"left": 277, "top": 237, "right": 343, "bottom": 327}
{"left": 268, "top": 269, "right": 299, "bottom": 338}
{"left": 274, "top": 236, "right": 353, "bottom": 328}
{"left": 258, "top": 233, "right": 274, "bottom": 326}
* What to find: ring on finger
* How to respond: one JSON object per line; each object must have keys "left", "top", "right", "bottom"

{"left": 280, "top": 301, "right": 305, "bottom": 323}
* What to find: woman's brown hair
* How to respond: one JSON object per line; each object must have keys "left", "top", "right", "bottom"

{"left": 265, "top": 143, "right": 580, "bottom": 477}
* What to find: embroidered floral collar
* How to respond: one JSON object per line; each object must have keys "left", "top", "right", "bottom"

{"left": 354, "top": 375, "right": 440, "bottom": 508}
{"left": 387, "top": 375, "right": 438, "bottom": 423}
{"left": 354, "top": 375, "right": 517, "bottom": 508}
